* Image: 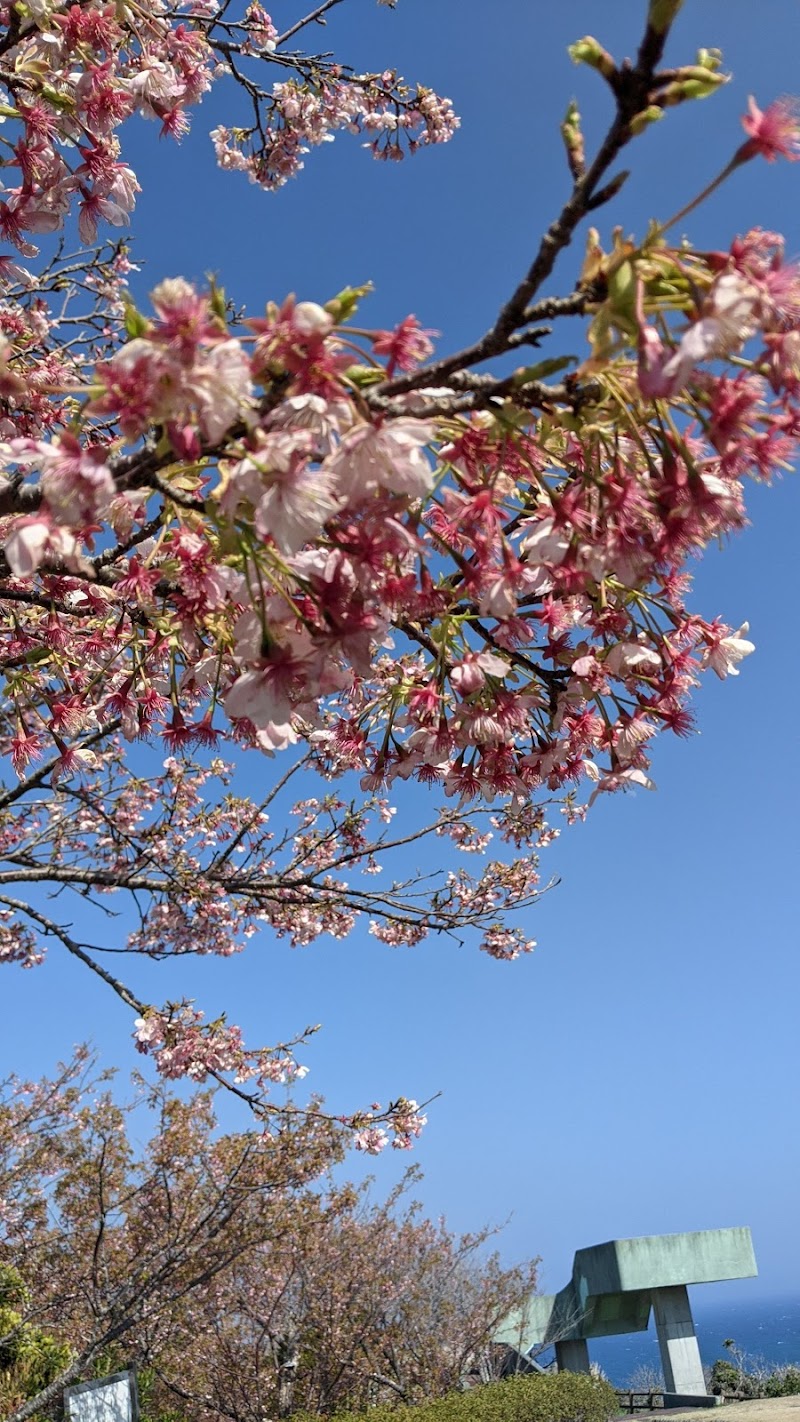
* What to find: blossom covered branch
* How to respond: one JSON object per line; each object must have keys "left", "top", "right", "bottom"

{"left": 0, "top": 0, "right": 797, "bottom": 1145}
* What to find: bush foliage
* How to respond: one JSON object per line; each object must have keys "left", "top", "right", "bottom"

{"left": 0, "top": 1265, "right": 72, "bottom": 1418}
{"left": 292, "top": 1373, "right": 619, "bottom": 1422}
{"left": 709, "top": 1356, "right": 800, "bottom": 1400}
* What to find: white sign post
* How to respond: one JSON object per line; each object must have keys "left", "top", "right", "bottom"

{"left": 64, "top": 1371, "right": 139, "bottom": 1422}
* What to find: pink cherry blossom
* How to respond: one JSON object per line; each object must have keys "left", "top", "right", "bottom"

{"left": 739, "top": 96, "right": 800, "bottom": 162}
{"left": 325, "top": 419, "right": 436, "bottom": 502}
{"left": 372, "top": 316, "right": 438, "bottom": 376}
{"left": 354, "top": 1125, "right": 389, "bottom": 1154}
{"left": 701, "top": 621, "right": 756, "bottom": 678}
{"left": 4, "top": 517, "right": 79, "bottom": 576}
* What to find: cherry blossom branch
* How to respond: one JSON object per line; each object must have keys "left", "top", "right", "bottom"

{"left": 0, "top": 722, "right": 122, "bottom": 813}
{"left": 376, "top": 15, "right": 681, "bottom": 399}
{"left": 0, "top": 0, "right": 792, "bottom": 1148}
{"left": 208, "top": 753, "right": 313, "bottom": 873}
{"left": 93, "top": 514, "right": 166, "bottom": 569}
{"left": 276, "top": 0, "right": 344, "bottom": 48}
{"left": 367, "top": 376, "right": 577, "bottom": 418}
{"left": 0, "top": 587, "right": 97, "bottom": 619}
{"left": 0, "top": 857, "right": 544, "bottom": 929}
{"left": 0, "top": 894, "right": 146, "bottom": 1014}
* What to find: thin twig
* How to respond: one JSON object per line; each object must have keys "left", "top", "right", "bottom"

{"left": 276, "top": 0, "right": 344, "bottom": 48}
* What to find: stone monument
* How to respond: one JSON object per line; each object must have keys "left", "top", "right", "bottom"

{"left": 494, "top": 1227, "right": 757, "bottom": 1407}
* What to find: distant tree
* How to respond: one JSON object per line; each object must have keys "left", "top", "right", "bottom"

{"left": 0, "top": 1056, "right": 538, "bottom": 1421}
{"left": 625, "top": 1363, "right": 665, "bottom": 1394}
{"left": 0, "top": 1051, "right": 344, "bottom": 1422}
{"left": 150, "top": 1172, "right": 538, "bottom": 1419}
{"left": 709, "top": 1343, "right": 800, "bottom": 1401}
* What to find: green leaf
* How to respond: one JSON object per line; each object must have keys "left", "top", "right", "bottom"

{"left": 512, "top": 355, "right": 576, "bottom": 386}
{"left": 207, "top": 277, "right": 229, "bottom": 326}
{"left": 123, "top": 302, "right": 150, "bottom": 339}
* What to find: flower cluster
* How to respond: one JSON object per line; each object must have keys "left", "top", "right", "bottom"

{"left": 0, "top": 912, "right": 43, "bottom": 967}
{"left": 211, "top": 77, "right": 458, "bottom": 190}
{"left": 0, "top": 0, "right": 457, "bottom": 250}
{"left": 2, "top": 221, "right": 796, "bottom": 889}
{"left": 352, "top": 1098, "right": 427, "bottom": 1154}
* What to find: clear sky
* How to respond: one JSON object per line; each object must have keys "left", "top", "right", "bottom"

{"left": 2, "top": 0, "right": 799, "bottom": 1312}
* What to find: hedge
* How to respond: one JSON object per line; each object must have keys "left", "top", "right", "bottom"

{"left": 292, "top": 1372, "right": 619, "bottom": 1422}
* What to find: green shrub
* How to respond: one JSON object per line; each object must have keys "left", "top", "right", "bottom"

{"left": 292, "top": 1372, "right": 618, "bottom": 1422}
{"left": 765, "top": 1368, "right": 800, "bottom": 1398}
{"left": 4, "top": 1280, "right": 70, "bottom": 1388}
{"left": 710, "top": 1356, "right": 800, "bottom": 1401}
{"left": 0, "top": 1264, "right": 30, "bottom": 1371}
{"left": 0, "top": 1264, "right": 72, "bottom": 1420}
{"left": 708, "top": 1360, "right": 743, "bottom": 1396}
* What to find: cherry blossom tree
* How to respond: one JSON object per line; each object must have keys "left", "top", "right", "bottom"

{"left": 0, "top": 1050, "right": 350, "bottom": 1422}
{"left": 0, "top": 0, "right": 798, "bottom": 1141}
{"left": 143, "top": 1171, "right": 538, "bottom": 1421}
{"left": 0, "top": 1055, "right": 537, "bottom": 1422}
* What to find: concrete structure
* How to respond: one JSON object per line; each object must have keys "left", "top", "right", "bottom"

{"left": 495, "top": 1228, "right": 757, "bottom": 1403}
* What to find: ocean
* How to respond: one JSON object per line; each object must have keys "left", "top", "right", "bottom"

{"left": 536, "top": 1296, "right": 800, "bottom": 1388}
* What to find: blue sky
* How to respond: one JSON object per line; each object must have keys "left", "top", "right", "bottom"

{"left": 3, "top": 0, "right": 800, "bottom": 1314}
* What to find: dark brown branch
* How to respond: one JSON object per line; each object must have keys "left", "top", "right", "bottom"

{"left": 0, "top": 894, "right": 146, "bottom": 1014}
{"left": 276, "top": 0, "right": 344, "bottom": 47}
{"left": 376, "top": 14, "right": 680, "bottom": 402}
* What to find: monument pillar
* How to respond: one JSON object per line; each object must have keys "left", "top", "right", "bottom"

{"left": 554, "top": 1338, "right": 591, "bottom": 1374}
{"left": 652, "top": 1285, "right": 706, "bottom": 1395}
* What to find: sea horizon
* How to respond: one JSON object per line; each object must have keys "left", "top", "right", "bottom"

{"left": 536, "top": 1294, "right": 800, "bottom": 1388}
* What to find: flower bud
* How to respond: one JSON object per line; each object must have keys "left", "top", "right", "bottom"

{"left": 647, "top": 0, "right": 684, "bottom": 34}
{"left": 608, "top": 259, "right": 637, "bottom": 326}
{"left": 660, "top": 66, "right": 728, "bottom": 105}
{"left": 291, "top": 302, "right": 334, "bottom": 338}
{"left": 561, "top": 100, "right": 585, "bottom": 180}
{"left": 567, "top": 36, "right": 616, "bottom": 81}
{"left": 695, "top": 48, "right": 723, "bottom": 72}
{"left": 323, "top": 282, "right": 373, "bottom": 323}
{"left": 629, "top": 106, "right": 665, "bottom": 136}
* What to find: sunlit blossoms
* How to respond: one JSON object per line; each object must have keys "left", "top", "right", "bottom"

{"left": 0, "top": 0, "right": 457, "bottom": 254}
{"left": 0, "top": 0, "right": 797, "bottom": 1156}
